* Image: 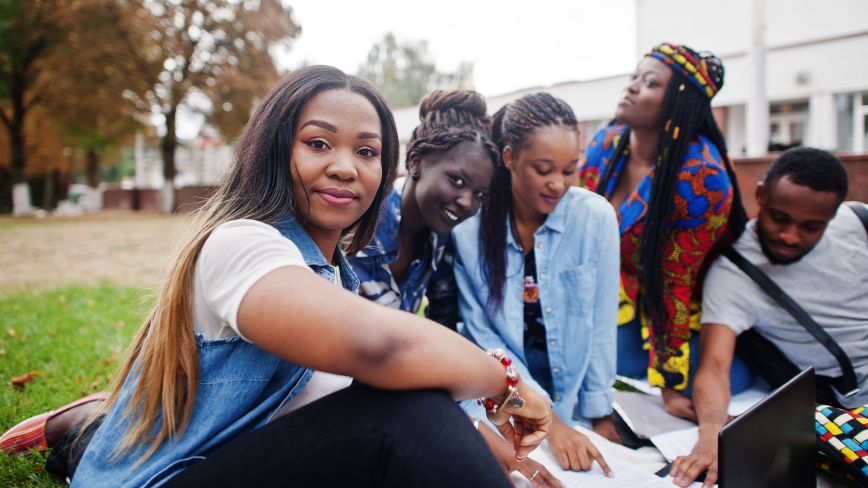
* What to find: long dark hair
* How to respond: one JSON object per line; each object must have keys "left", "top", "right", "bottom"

{"left": 100, "top": 65, "right": 399, "bottom": 461}
{"left": 224, "top": 65, "right": 400, "bottom": 254}
{"left": 596, "top": 69, "right": 747, "bottom": 361}
{"left": 406, "top": 89, "right": 498, "bottom": 171}
{"left": 481, "top": 93, "right": 578, "bottom": 310}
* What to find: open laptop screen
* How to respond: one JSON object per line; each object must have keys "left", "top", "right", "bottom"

{"left": 718, "top": 367, "right": 815, "bottom": 488}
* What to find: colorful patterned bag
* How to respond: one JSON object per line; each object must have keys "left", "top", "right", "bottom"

{"left": 815, "top": 404, "right": 868, "bottom": 484}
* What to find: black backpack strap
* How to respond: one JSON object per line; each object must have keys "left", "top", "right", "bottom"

{"left": 722, "top": 247, "right": 859, "bottom": 398}
{"left": 845, "top": 201, "right": 868, "bottom": 236}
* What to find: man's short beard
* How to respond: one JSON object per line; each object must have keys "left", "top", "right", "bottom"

{"left": 758, "top": 235, "right": 812, "bottom": 265}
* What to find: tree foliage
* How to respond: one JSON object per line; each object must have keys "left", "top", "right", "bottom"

{"left": 357, "top": 32, "right": 474, "bottom": 108}
{"left": 0, "top": 0, "right": 71, "bottom": 212}
{"left": 41, "top": 0, "right": 151, "bottom": 188}
{"left": 0, "top": 0, "right": 300, "bottom": 213}
{"left": 118, "top": 0, "right": 300, "bottom": 211}
{"left": 0, "top": 0, "right": 151, "bottom": 211}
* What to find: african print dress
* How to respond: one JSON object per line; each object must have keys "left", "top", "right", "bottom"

{"left": 579, "top": 122, "right": 734, "bottom": 390}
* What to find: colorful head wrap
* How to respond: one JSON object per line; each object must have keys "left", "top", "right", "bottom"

{"left": 647, "top": 42, "right": 724, "bottom": 99}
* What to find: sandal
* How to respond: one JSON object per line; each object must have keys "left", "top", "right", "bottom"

{"left": 0, "top": 392, "right": 108, "bottom": 455}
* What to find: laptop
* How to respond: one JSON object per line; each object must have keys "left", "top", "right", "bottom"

{"left": 717, "top": 367, "right": 816, "bottom": 487}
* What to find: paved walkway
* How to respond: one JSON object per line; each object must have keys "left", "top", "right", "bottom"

{"left": 0, "top": 211, "right": 189, "bottom": 292}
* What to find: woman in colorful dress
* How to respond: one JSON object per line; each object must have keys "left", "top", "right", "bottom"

{"left": 579, "top": 43, "right": 755, "bottom": 418}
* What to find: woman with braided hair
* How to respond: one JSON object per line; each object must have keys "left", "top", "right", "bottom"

{"left": 351, "top": 90, "right": 563, "bottom": 486}
{"left": 453, "top": 92, "right": 621, "bottom": 475}
{"left": 351, "top": 89, "right": 498, "bottom": 328}
{"left": 579, "top": 43, "right": 755, "bottom": 418}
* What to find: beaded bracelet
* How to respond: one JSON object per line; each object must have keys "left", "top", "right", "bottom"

{"left": 478, "top": 348, "right": 525, "bottom": 414}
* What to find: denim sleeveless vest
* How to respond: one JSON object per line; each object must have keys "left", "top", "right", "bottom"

{"left": 72, "top": 216, "right": 360, "bottom": 488}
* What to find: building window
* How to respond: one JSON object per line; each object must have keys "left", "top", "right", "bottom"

{"left": 863, "top": 92, "right": 868, "bottom": 153}
{"left": 836, "top": 93, "right": 854, "bottom": 151}
{"left": 769, "top": 100, "right": 809, "bottom": 151}
{"left": 834, "top": 92, "right": 868, "bottom": 153}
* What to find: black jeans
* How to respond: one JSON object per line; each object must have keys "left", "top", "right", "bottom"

{"left": 53, "top": 383, "right": 510, "bottom": 487}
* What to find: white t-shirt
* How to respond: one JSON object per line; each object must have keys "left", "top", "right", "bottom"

{"left": 192, "top": 219, "right": 352, "bottom": 411}
{"left": 192, "top": 219, "right": 308, "bottom": 340}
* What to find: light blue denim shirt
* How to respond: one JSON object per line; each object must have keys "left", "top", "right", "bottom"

{"left": 453, "top": 187, "right": 619, "bottom": 423}
{"left": 72, "top": 215, "right": 359, "bottom": 488}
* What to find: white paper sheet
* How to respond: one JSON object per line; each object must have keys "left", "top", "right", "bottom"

{"left": 612, "top": 391, "right": 696, "bottom": 438}
{"left": 613, "top": 379, "right": 771, "bottom": 440}
{"left": 519, "top": 442, "right": 672, "bottom": 487}
{"left": 650, "top": 426, "right": 699, "bottom": 462}
{"left": 509, "top": 426, "right": 672, "bottom": 487}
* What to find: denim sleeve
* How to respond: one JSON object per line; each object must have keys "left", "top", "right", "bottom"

{"left": 453, "top": 242, "right": 552, "bottom": 403}
{"left": 424, "top": 243, "right": 459, "bottom": 330}
{"left": 350, "top": 256, "right": 401, "bottom": 309}
{"left": 577, "top": 205, "right": 619, "bottom": 419}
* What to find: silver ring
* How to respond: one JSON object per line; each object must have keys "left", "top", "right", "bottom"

{"left": 529, "top": 469, "right": 540, "bottom": 481}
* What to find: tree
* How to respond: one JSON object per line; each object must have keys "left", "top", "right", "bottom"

{"left": 42, "top": 0, "right": 150, "bottom": 189}
{"left": 0, "top": 0, "right": 70, "bottom": 215}
{"left": 357, "top": 32, "right": 474, "bottom": 108}
{"left": 0, "top": 0, "right": 141, "bottom": 214}
{"left": 0, "top": 105, "right": 67, "bottom": 208}
{"left": 118, "top": 0, "right": 300, "bottom": 212}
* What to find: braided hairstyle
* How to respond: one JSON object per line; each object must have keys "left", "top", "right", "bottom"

{"left": 482, "top": 93, "right": 579, "bottom": 310}
{"left": 406, "top": 89, "right": 499, "bottom": 173}
{"left": 596, "top": 64, "right": 748, "bottom": 365}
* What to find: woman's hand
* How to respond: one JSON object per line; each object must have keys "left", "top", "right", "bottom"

{"left": 511, "top": 456, "right": 564, "bottom": 487}
{"left": 479, "top": 423, "right": 564, "bottom": 488}
{"left": 487, "top": 377, "right": 553, "bottom": 460}
{"left": 591, "top": 415, "right": 622, "bottom": 444}
{"left": 547, "top": 416, "right": 613, "bottom": 476}
{"left": 661, "top": 388, "right": 697, "bottom": 421}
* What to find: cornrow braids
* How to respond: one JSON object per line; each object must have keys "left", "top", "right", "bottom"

{"left": 597, "top": 71, "right": 747, "bottom": 368}
{"left": 405, "top": 90, "right": 499, "bottom": 174}
{"left": 481, "top": 93, "right": 579, "bottom": 310}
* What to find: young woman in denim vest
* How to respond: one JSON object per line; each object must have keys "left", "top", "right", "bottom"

{"left": 1, "top": 66, "right": 554, "bottom": 488}
{"left": 452, "top": 93, "right": 620, "bottom": 475}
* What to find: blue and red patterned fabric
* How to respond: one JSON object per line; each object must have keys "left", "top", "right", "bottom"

{"left": 816, "top": 404, "right": 868, "bottom": 483}
{"left": 579, "top": 122, "right": 734, "bottom": 389}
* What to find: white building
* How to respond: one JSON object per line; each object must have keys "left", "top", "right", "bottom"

{"left": 133, "top": 127, "right": 232, "bottom": 189}
{"left": 394, "top": 0, "right": 868, "bottom": 158}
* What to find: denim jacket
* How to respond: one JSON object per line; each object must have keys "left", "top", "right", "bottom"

{"left": 351, "top": 180, "right": 459, "bottom": 327}
{"left": 351, "top": 181, "right": 447, "bottom": 313}
{"left": 453, "top": 187, "right": 619, "bottom": 423}
{"left": 72, "top": 215, "right": 359, "bottom": 488}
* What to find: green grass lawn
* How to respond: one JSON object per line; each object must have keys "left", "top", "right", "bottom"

{"left": 0, "top": 284, "right": 154, "bottom": 487}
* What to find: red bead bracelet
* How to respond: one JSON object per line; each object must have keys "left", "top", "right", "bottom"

{"left": 478, "top": 348, "right": 524, "bottom": 414}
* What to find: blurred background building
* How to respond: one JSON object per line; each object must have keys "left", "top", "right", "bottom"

{"left": 5, "top": 0, "right": 865, "bottom": 215}
{"left": 394, "top": 0, "right": 868, "bottom": 160}
{"left": 132, "top": 127, "right": 232, "bottom": 190}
